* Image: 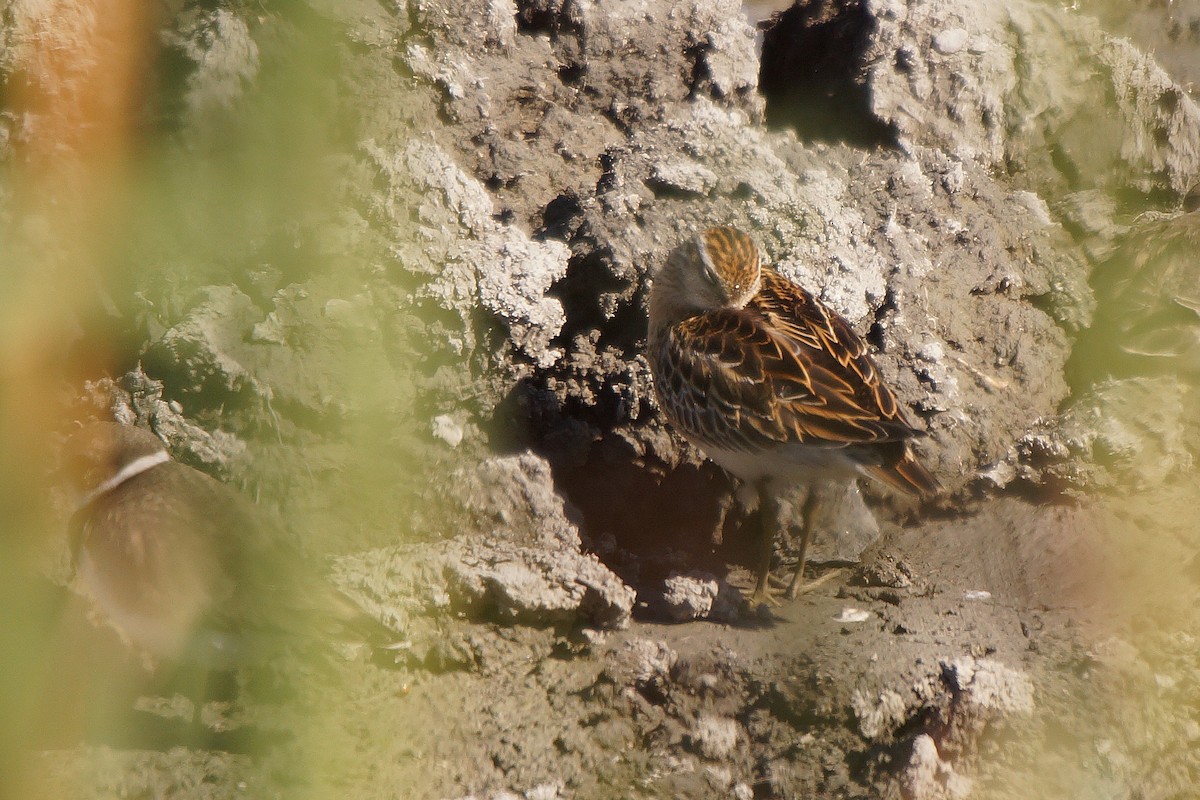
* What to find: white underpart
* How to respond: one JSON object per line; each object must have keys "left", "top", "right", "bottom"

{"left": 697, "top": 439, "right": 864, "bottom": 490}
{"left": 76, "top": 450, "right": 170, "bottom": 512}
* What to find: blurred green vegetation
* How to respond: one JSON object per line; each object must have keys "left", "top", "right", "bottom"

{"left": 0, "top": 2, "right": 429, "bottom": 796}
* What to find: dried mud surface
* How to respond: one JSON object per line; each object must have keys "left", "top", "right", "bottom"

{"left": 6, "top": 0, "right": 1199, "bottom": 798}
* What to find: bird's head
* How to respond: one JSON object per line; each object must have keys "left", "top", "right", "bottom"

{"left": 653, "top": 227, "right": 762, "bottom": 326}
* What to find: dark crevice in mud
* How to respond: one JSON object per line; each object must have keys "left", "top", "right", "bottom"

{"left": 557, "top": 61, "right": 586, "bottom": 85}
{"left": 139, "top": 354, "right": 257, "bottom": 418}
{"left": 431, "top": 86, "right": 460, "bottom": 128}
{"left": 546, "top": 249, "right": 632, "bottom": 345}
{"left": 491, "top": 373, "right": 741, "bottom": 590}
{"left": 758, "top": 0, "right": 896, "bottom": 147}
{"left": 537, "top": 192, "right": 585, "bottom": 242}
{"left": 867, "top": 288, "right": 898, "bottom": 352}
{"left": 645, "top": 180, "right": 702, "bottom": 202}
{"left": 487, "top": 376, "right": 549, "bottom": 454}
{"left": 596, "top": 291, "right": 649, "bottom": 357}
{"left": 602, "top": 104, "right": 642, "bottom": 137}
{"left": 684, "top": 39, "right": 716, "bottom": 101}
{"left": 596, "top": 150, "right": 621, "bottom": 194}
{"left": 847, "top": 737, "right": 916, "bottom": 793}
{"left": 514, "top": 1, "right": 581, "bottom": 38}
{"left": 979, "top": 473, "right": 1082, "bottom": 507}
{"left": 1023, "top": 292, "right": 1069, "bottom": 333}
{"left": 555, "top": 453, "right": 737, "bottom": 587}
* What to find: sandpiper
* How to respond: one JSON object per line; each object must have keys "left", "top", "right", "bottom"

{"left": 647, "top": 227, "right": 940, "bottom": 605}
{"left": 61, "top": 422, "right": 378, "bottom": 720}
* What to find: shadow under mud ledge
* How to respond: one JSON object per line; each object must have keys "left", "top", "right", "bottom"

{"left": 758, "top": 0, "right": 897, "bottom": 147}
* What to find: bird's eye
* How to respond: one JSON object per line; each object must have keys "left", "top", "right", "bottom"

{"left": 702, "top": 264, "right": 721, "bottom": 286}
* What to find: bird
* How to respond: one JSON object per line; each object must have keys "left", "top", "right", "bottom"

{"left": 59, "top": 421, "right": 380, "bottom": 724}
{"left": 647, "top": 226, "right": 941, "bottom": 606}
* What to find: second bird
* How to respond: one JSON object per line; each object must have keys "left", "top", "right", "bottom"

{"left": 647, "top": 227, "right": 940, "bottom": 606}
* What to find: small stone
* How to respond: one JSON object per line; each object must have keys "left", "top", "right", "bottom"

{"left": 940, "top": 161, "right": 965, "bottom": 194}
{"left": 933, "top": 28, "right": 969, "bottom": 55}
{"left": 659, "top": 571, "right": 741, "bottom": 623}
{"left": 661, "top": 572, "right": 717, "bottom": 621}
{"left": 431, "top": 414, "right": 464, "bottom": 448}
{"left": 526, "top": 783, "right": 563, "bottom": 800}
{"left": 917, "top": 342, "right": 946, "bottom": 362}
{"left": 580, "top": 628, "right": 607, "bottom": 646}
{"left": 705, "top": 765, "right": 732, "bottom": 787}
{"left": 623, "top": 638, "right": 677, "bottom": 685}
{"left": 968, "top": 36, "right": 991, "bottom": 54}
{"left": 963, "top": 590, "right": 992, "bottom": 601}
{"left": 1012, "top": 190, "right": 1053, "bottom": 226}
{"left": 852, "top": 688, "right": 909, "bottom": 739}
{"left": 904, "top": 734, "right": 973, "bottom": 799}
{"left": 836, "top": 607, "right": 872, "bottom": 623}
{"left": 979, "top": 459, "right": 1017, "bottom": 488}
{"left": 649, "top": 160, "right": 718, "bottom": 196}
{"left": 689, "top": 714, "right": 740, "bottom": 760}
{"left": 942, "top": 656, "right": 1035, "bottom": 714}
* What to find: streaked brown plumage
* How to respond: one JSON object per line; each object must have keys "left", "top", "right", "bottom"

{"left": 648, "top": 227, "right": 940, "bottom": 604}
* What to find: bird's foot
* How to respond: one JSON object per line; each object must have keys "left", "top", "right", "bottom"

{"left": 744, "top": 585, "right": 783, "bottom": 608}
{"left": 783, "top": 567, "right": 845, "bottom": 600}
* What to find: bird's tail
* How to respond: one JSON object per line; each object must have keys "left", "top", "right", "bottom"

{"left": 864, "top": 444, "right": 942, "bottom": 498}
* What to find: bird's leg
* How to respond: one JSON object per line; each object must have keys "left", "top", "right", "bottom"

{"left": 785, "top": 487, "right": 821, "bottom": 600}
{"left": 710, "top": 489, "right": 735, "bottom": 546}
{"left": 747, "top": 483, "right": 781, "bottom": 607}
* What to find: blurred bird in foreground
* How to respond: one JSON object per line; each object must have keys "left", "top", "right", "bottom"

{"left": 60, "top": 422, "right": 383, "bottom": 728}
{"left": 648, "top": 227, "right": 941, "bottom": 606}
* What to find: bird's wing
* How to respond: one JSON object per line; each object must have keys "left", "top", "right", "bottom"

{"left": 80, "top": 473, "right": 232, "bottom": 610}
{"left": 663, "top": 268, "right": 920, "bottom": 449}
